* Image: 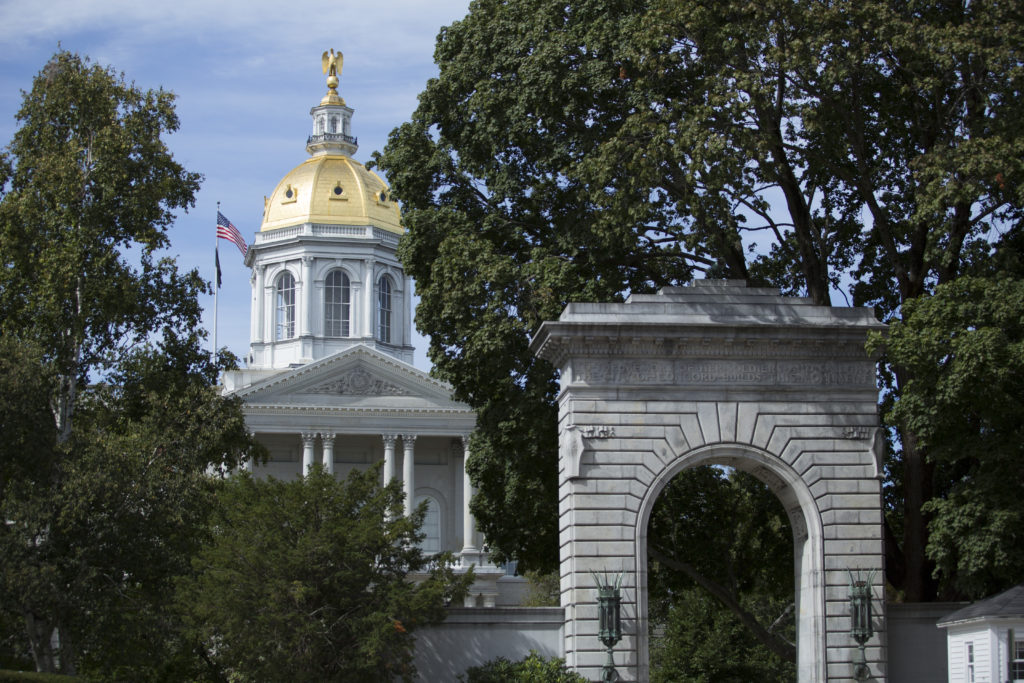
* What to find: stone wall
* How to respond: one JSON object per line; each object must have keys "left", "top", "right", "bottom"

{"left": 413, "top": 607, "right": 564, "bottom": 681}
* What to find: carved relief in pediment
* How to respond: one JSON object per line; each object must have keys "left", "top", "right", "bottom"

{"left": 304, "top": 367, "right": 411, "bottom": 396}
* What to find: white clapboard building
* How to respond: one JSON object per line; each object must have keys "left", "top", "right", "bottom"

{"left": 938, "top": 584, "right": 1024, "bottom": 683}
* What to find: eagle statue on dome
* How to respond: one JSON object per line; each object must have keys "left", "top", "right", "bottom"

{"left": 322, "top": 49, "right": 343, "bottom": 79}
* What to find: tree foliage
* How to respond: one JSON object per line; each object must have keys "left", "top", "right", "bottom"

{"left": 377, "top": 0, "right": 1024, "bottom": 602}
{"left": 0, "top": 52, "right": 258, "bottom": 676}
{"left": 460, "top": 652, "right": 588, "bottom": 683}
{"left": 877, "top": 272, "right": 1024, "bottom": 599}
{"left": 650, "top": 588, "right": 795, "bottom": 683}
{"left": 178, "top": 467, "right": 472, "bottom": 683}
{"left": 648, "top": 468, "right": 795, "bottom": 679}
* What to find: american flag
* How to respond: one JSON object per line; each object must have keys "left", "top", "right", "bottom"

{"left": 216, "top": 212, "right": 248, "bottom": 256}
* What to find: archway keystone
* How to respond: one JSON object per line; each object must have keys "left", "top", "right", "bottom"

{"left": 531, "top": 280, "right": 887, "bottom": 682}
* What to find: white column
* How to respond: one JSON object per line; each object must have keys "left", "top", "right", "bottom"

{"left": 301, "top": 431, "right": 317, "bottom": 476}
{"left": 459, "top": 436, "right": 478, "bottom": 553}
{"left": 362, "top": 259, "right": 374, "bottom": 338}
{"left": 251, "top": 266, "right": 264, "bottom": 343}
{"left": 242, "top": 430, "right": 255, "bottom": 473}
{"left": 404, "top": 275, "right": 413, "bottom": 347}
{"left": 321, "top": 432, "right": 335, "bottom": 475}
{"left": 401, "top": 434, "right": 416, "bottom": 517}
{"left": 300, "top": 255, "right": 313, "bottom": 337}
{"left": 263, "top": 275, "right": 274, "bottom": 343}
{"left": 382, "top": 434, "right": 397, "bottom": 483}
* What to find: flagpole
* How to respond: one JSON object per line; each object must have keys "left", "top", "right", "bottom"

{"left": 214, "top": 201, "right": 220, "bottom": 365}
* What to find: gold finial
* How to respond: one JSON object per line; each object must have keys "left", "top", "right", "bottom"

{"left": 321, "top": 49, "right": 344, "bottom": 104}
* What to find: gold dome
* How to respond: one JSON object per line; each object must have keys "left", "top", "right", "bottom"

{"left": 260, "top": 155, "right": 402, "bottom": 234}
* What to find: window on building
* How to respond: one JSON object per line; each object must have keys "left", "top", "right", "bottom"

{"left": 966, "top": 641, "right": 975, "bottom": 683}
{"left": 415, "top": 495, "right": 440, "bottom": 554}
{"left": 276, "top": 271, "right": 295, "bottom": 340}
{"left": 377, "top": 275, "right": 392, "bottom": 343}
{"left": 329, "top": 115, "right": 339, "bottom": 133}
{"left": 1012, "top": 635, "right": 1024, "bottom": 682}
{"left": 324, "top": 270, "right": 350, "bottom": 337}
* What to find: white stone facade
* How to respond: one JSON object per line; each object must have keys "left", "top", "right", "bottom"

{"left": 532, "top": 280, "right": 888, "bottom": 682}
{"left": 224, "top": 345, "right": 512, "bottom": 605}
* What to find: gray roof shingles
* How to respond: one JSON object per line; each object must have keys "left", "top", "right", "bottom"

{"left": 938, "top": 584, "right": 1024, "bottom": 626}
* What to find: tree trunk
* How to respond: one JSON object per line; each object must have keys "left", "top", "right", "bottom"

{"left": 898, "top": 426, "right": 937, "bottom": 601}
{"left": 25, "top": 611, "right": 56, "bottom": 674}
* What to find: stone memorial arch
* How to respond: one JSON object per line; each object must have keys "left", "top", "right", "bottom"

{"left": 531, "top": 281, "right": 888, "bottom": 682}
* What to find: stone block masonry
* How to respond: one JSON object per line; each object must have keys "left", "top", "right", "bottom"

{"left": 532, "top": 280, "right": 887, "bottom": 683}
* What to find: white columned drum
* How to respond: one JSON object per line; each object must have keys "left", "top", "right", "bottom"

{"left": 531, "top": 281, "right": 888, "bottom": 683}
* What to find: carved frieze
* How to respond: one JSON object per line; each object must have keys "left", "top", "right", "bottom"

{"left": 305, "top": 367, "right": 411, "bottom": 396}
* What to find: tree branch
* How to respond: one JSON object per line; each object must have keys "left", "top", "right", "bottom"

{"left": 650, "top": 544, "right": 796, "bottom": 662}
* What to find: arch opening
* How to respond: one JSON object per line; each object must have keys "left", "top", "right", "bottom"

{"left": 636, "top": 444, "right": 825, "bottom": 683}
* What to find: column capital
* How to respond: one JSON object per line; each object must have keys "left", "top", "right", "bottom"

{"left": 382, "top": 433, "right": 399, "bottom": 449}
{"left": 400, "top": 433, "right": 417, "bottom": 446}
{"left": 320, "top": 431, "right": 336, "bottom": 446}
{"left": 301, "top": 431, "right": 318, "bottom": 446}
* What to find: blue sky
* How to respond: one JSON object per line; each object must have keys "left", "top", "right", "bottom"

{"left": 0, "top": 0, "right": 473, "bottom": 371}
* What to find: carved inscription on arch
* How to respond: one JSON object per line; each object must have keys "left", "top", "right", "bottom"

{"left": 676, "top": 360, "right": 775, "bottom": 384}
{"left": 574, "top": 360, "right": 674, "bottom": 384}
{"left": 775, "top": 360, "right": 874, "bottom": 387}
{"left": 571, "top": 358, "right": 874, "bottom": 388}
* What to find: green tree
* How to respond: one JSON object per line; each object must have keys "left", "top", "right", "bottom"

{"left": 650, "top": 588, "right": 795, "bottom": 683}
{"left": 177, "top": 467, "right": 472, "bottom": 682}
{"left": 460, "top": 652, "right": 588, "bottom": 683}
{"left": 0, "top": 52, "right": 257, "bottom": 676}
{"left": 876, "top": 273, "right": 1024, "bottom": 599}
{"left": 647, "top": 468, "right": 795, "bottom": 680}
{"left": 377, "top": 0, "right": 1024, "bottom": 602}
{"left": 0, "top": 344, "right": 256, "bottom": 679}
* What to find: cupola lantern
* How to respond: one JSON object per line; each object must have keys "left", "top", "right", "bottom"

{"left": 308, "top": 49, "right": 357, "bottom": 157}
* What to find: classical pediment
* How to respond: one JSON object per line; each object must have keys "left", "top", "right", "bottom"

{"left": 230, "top": 345, "right": 468, "bottom": 414}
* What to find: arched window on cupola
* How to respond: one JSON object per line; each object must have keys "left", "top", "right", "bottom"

{"left": 324, "top": 270, "right": 350, "bottom": 337}
{"left": 329, "top": 115, "right": 339, "bottom": 133}
{"left": 275, "top": 271, "right": 296, "bottom": 340}
{"left": 377, "top": 274, "right": 393, "bottom": 343}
